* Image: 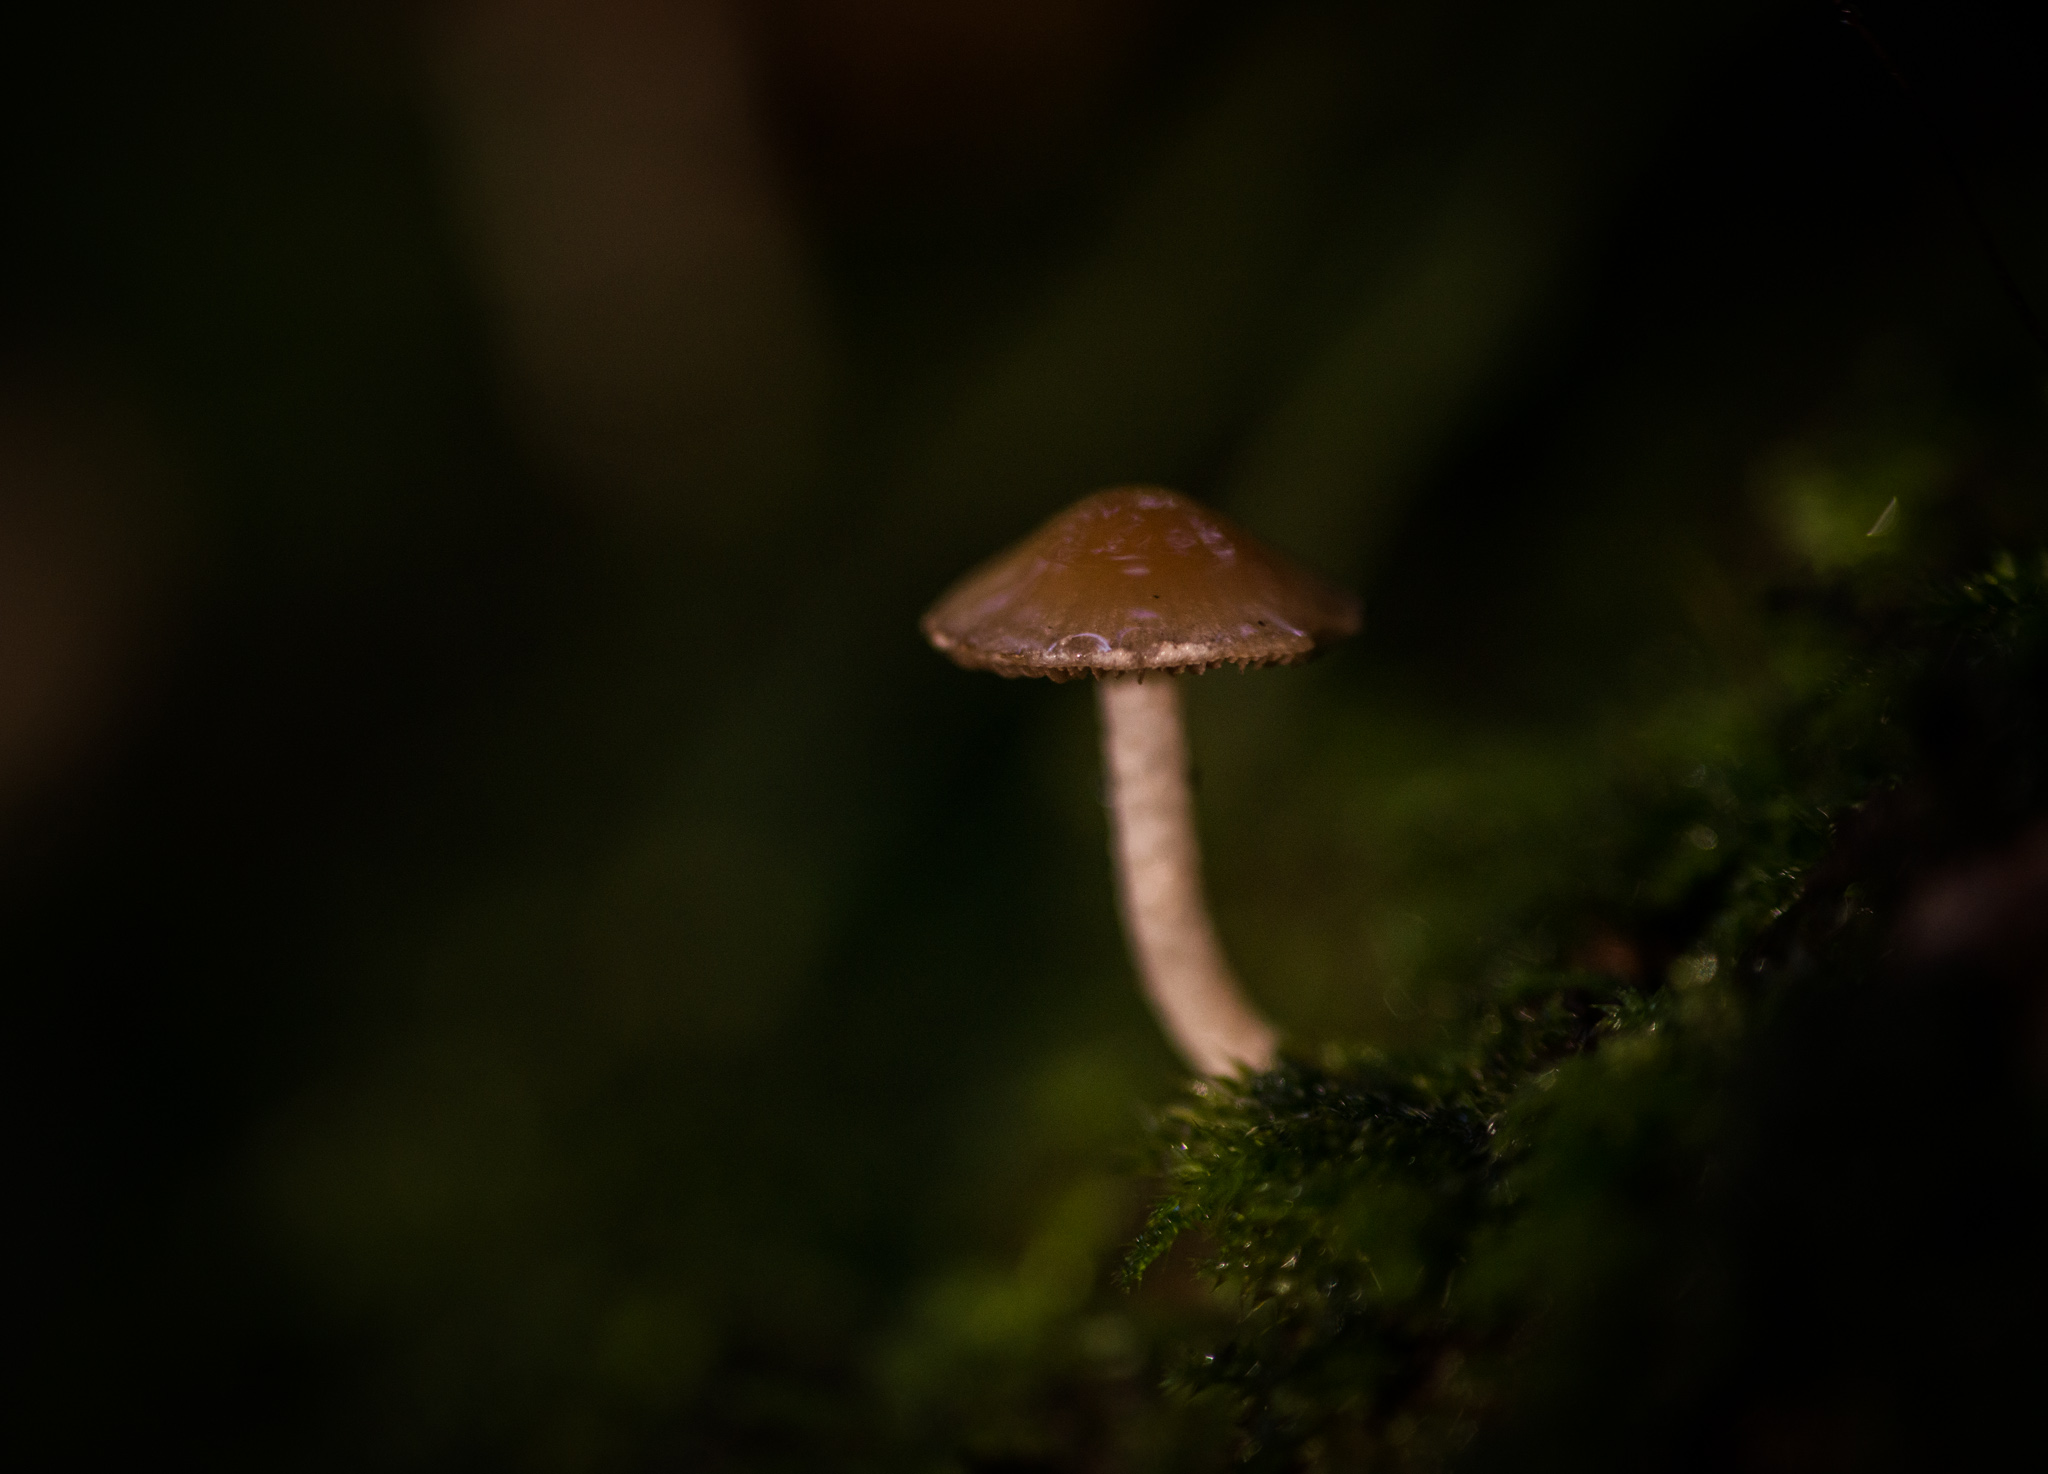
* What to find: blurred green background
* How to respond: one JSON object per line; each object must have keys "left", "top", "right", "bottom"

{"left": 7, "top": 1, "right": 2044, "bottom": 1467}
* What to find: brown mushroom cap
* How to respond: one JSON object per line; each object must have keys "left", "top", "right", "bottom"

{"left": 922, "top": 487, "right": 1360, "bottom": 680}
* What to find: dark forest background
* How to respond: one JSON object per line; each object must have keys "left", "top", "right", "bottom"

{"left": 7, "top": 2, "right": 2045, "bottom": 1469}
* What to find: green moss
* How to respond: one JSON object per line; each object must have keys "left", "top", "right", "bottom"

{"left": 1123, "top": 558, "right": 2048, "bottom": 1469}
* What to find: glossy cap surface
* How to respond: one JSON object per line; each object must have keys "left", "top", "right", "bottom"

{"left": 921, "top": 487, "right": 1360, "bottom": 680}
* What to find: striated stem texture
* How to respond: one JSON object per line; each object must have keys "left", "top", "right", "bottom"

{"left": 1096, "top": 675, "right": 1278, "bottom": 1075}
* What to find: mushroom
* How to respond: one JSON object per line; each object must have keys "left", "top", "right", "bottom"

{"left": 922, "top": 487, "right": 1360, "bottom": 1076}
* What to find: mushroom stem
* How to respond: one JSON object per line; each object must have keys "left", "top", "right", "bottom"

{"left": 1096, "top": 675, "right": 1278, "bottom": 1076}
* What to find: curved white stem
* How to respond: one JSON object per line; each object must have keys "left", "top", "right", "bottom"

{"left": 1096, "top": 675, "right": 1278, "bottom": 1076}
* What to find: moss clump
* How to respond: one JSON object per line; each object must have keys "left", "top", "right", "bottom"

{"left": 1127, "top": 557, "right": 2048, "bottom": 1471}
